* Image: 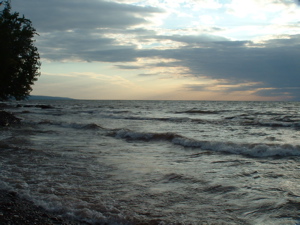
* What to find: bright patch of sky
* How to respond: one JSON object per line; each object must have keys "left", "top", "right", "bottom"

{"left": 116, "top": 0, "right": 300, "bottom": 40}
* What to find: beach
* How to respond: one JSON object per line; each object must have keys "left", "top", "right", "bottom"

{"left": 0, "top": 105, "right": 86, "bottom": 224}
{"left": 0, "top": 189, "right": 90, "bottom": 225}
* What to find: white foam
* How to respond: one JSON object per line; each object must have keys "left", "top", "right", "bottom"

{"left": 172, "top": 137, "right": 300, "bottom": 157}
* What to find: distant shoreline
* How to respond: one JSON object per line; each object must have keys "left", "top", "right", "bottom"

{"left": 28, "top": 95, "right": 74, "bottom": 100}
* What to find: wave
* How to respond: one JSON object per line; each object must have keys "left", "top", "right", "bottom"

{"left": 109, "top": 129, "right": 180, "bottom": 141}
{"left": 98, "top": 114, "right": 193, "bottom": 123}
{"left": 96, "top": 113, "right": 300, "bottom": 128}
{"left": 225, "top": 114, "right": 300, "bottom": 129}
{"left": 176, "top": 109, "right": 221, "bottom": 114}
{"left": 172, "top": 137, "right": 300, "bottom": 158}
{"left": 37, "top": 120, "right": 103, "bottom": 130}
{"left": 108, "top": 129, "right": 300, "bottom": 158}
{"left": 241, "top": 120, "right": 300, "bottom": 129}
{"left": 16, "top": 104, "right": 54, "bottom": 109}
{"left": 160, "top": 173, "right": 204, "bottom": 184}
{"left": 81, "top": 123, "right": 103, "bottom": 130}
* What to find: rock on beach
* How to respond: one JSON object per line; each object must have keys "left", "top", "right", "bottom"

{"left": 0, "top": 111, "right": 21, "bottom": 127}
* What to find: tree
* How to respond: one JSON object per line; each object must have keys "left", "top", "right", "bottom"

{"left": 0, "top": 1, "right": 40, "bottom": 100}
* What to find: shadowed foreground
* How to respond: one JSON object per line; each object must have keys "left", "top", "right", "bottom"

{"left": 0, "top": 189, "right": 88, "bottom": 225}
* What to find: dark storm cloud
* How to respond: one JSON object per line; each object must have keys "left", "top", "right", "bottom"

{"left": 83, "top": 48, "right": 139, "bottom": 62}
{"left": 172, "top": 43, "right": 300, "bottom": 87}
{"left": 37, "top": 29, "right": 138, "bottom": 62}
{"left": 12, "top": 0, "right": 163, "bottom": 32}
{"left": 130, "top": 34, "right": 300, "bottom": 99}
{"left": 168, "top": 35, "right": 300, "bottom": 99}
{"left": 11, "top": 0, "right": 162, "bottom": 62}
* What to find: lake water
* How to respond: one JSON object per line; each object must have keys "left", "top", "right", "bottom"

{"left": 1, "top": 100, "right": 300, "bottom": 224}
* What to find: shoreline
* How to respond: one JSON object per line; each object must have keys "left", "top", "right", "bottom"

{"left": 0, "top": 104, "right": 89, "bottom": 224}
{"left": 0, "top": 189, "right": 90, "bottom": 225}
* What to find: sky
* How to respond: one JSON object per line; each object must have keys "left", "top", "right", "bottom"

{"left": 7, "top": 0, "right": 300, "bottom": 100}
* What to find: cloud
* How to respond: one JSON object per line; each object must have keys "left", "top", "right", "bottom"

{"left": 255, "top": 87, "right": 300, "bottom": 101}
{"left": 13, "top": 0, "right": 163, "bottom": 32}
{"left": 37, "top": 30, "right": 117, "bottom": 61}
{"left": 12, "top": 0, "right": 164, "bottom": 63}
{"left": 11, "top": 0, "right": 300, "bottom": 100}
{"left": 168, "top": 35, "right": 300, "bottom": 99}
{"left": 39, "top": 30, "right": 300, "bottom": 100}
{"left": 115, "top": 65, "right": 143, "bottom": 70}
{"left": 138, "top": 73, "right": 159, "bottom": 77}
{"left": 225, "top": 0, "right": 295, "bottom": 19}
{"left": 157, "top": 34, "right": 230, "bottom": 45}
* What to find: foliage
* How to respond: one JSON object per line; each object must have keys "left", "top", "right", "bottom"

{"left": 0, "top": 2, "right": 40, "bottom": 100}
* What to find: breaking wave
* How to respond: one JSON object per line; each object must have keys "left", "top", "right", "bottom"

{"left": 109, "top": 129, "right": 300, "bottom": 158}
{"left": 36, "top": 120, "right": 104, "bottom": 130}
